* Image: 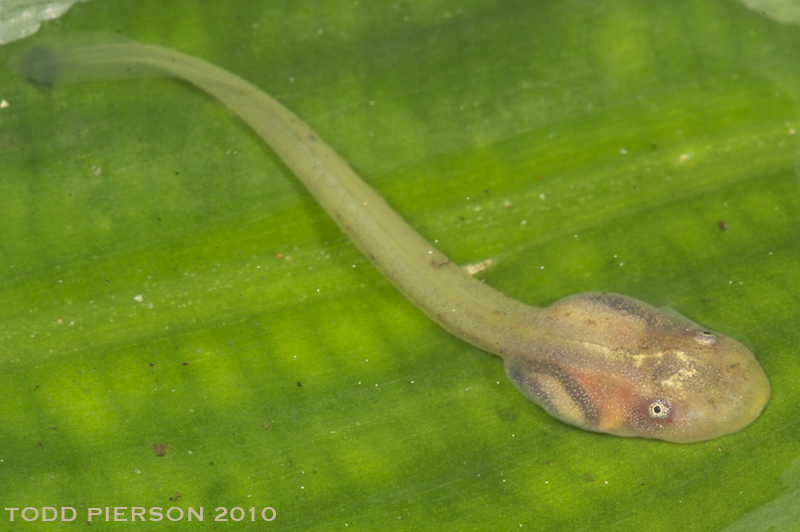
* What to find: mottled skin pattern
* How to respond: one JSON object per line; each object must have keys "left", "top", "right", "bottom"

{"left": 15, "top": 38, "right": 770, "bottom": 442}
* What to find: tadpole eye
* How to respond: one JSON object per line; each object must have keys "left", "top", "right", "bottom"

{"left": 694, "top": 331, "right": 717, "bottom": 345}
{"left": 648, "top": 399, "right": 671, "bottom": 419}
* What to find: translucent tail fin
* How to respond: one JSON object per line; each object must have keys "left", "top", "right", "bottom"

{"left": 11, "top": 34, "right": 177, "bottom": 85}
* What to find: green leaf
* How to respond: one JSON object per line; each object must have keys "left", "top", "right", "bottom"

{"left": 0, "top": 0, "right": 797, "bottom": 530}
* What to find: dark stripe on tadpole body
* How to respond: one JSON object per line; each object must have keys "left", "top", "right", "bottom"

{"left": 509, "top": 356, "right": 598, "bottom": 426}
{"left": 583, "top": 293, "right": 650, "bottom": 320}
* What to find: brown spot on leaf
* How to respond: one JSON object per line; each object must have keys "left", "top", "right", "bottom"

{"left": 151, "top": 440, "right": 169, "bottom": 457}
{"left": 718, "top": 221, "right": 727, "bottom": 231}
